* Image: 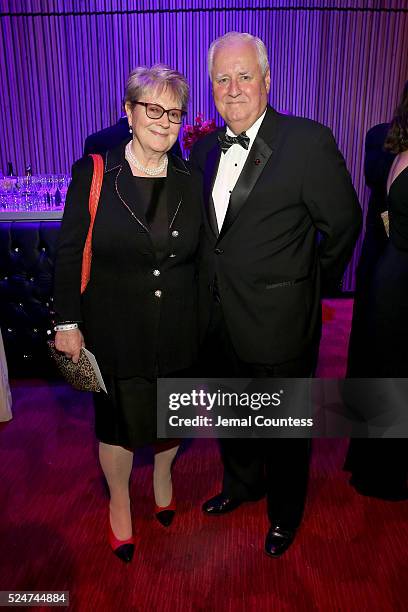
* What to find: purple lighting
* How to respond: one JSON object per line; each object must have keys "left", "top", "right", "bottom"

{"left": 1, "top": 1, "right": 407, "bottom": 288}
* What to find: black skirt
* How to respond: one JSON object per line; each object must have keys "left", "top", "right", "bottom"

{"left": 94, "top": 375, "right": 158, "bottom": 448}
{"left": 93, "top": 370, "right": 190, "bottom": 450}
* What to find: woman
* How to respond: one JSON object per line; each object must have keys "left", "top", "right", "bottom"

{"left": 53, "top": 65, "right": 201, "bottom": 562}
{"left": 345, "top": 85, "right": 408, "bottom": 500}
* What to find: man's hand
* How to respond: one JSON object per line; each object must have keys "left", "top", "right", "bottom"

{"left": 54, "top": 329, "right": 84, "bottom": 364}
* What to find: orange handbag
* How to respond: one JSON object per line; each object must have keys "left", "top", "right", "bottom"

{"left": 80, "top": 154, "right": 104, "bottom": 293}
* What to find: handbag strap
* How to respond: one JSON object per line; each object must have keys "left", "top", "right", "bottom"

{"left": 80, "top": 154, "right": 104, "bottom": 294}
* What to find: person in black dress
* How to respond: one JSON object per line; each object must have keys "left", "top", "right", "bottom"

{"left": 53, "top": 65, "right": 201, "bottom": 562}
{"left": 345, "top": 83, "right": 408, "bottom": 500}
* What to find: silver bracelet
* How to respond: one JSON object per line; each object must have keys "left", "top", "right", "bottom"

{"left": 54, "top": 323, "right": 79, "bottom": 332}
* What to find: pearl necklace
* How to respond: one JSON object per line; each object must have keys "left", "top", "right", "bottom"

{"left": 125, "top": 141, "right": 168, "bottom": 176}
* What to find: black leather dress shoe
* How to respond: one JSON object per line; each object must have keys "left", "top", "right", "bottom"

{"left": 202, "top": 494, "right": 243, "bottom": 515}
{"left": 264, "top": 524, "right": 297, "bottom": 557}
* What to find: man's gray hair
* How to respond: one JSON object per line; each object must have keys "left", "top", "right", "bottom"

{"left": 124, "top": 64, "right": 189, "bottom": 110}
{"left": 208, "top": 32, "right": 270, "bottom": 80}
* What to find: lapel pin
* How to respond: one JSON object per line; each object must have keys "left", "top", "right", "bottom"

{"left": 254, "top": 159, "right": 261, "bottom": 165}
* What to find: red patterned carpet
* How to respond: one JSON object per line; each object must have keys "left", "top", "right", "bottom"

{"left": 1, "top": 299, "right": 407, "bottom": 611}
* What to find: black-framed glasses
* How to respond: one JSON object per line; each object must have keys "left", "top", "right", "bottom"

{"left": 134, "top": 101, "right": 186, "bottom": 124}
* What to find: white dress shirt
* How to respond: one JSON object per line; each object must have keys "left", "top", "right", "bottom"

{"left": 212, "top": 109, "right": 267, "bottom": 231}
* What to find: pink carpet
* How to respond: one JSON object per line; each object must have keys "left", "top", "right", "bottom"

{"left": 0, "top": 299, "right": 407, "bottom": 611}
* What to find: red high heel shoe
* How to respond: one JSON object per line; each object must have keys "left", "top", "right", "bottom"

{"left": 108, "top": 512, "right": 135, "bottom": 563}
{"left": 154, "top": 494, "right": 176, "bottom": 527}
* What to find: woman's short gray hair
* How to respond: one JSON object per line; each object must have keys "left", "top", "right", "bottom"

{"left": 208, "top": 32, "right": 270, "bottom": 80}
{"left": 124, "top": 64, "right": 189, "bottom": 110}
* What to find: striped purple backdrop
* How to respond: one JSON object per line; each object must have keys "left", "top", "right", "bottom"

{"left": 1, "top": 0, "right": 408, "bottom": 288}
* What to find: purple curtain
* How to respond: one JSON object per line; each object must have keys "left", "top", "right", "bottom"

{"left": 1, "top": 0, "right": 408, "bottom": 289}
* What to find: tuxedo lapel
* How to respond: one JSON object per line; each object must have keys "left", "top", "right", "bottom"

{"left": 203, "top": 143, "right": 222, "bottom": 238}
{"left": 218, "top": 139, "right": 273, "bottom": 242}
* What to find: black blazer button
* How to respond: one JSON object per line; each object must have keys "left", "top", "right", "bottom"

{"left": 214, "top": 248, "right": 224, "bottom": 255}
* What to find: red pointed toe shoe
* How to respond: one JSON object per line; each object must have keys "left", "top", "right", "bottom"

{"left": 154, "top": 495, "right": 176, "bottom": 527}
{"left": 108, "top": 515, "right": 135, "bottom": 563}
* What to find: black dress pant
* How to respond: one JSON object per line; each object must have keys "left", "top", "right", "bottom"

{"left": 199, "top": 297, "right": 317, "bottom": 529}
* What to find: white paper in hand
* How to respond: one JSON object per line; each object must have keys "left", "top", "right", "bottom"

{"left": 82, "top": 348, "right": 107, "bottom": 393}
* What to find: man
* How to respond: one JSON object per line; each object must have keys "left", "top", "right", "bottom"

{"left": 191, "top": 32, "right": 362, "bottom": 557}
{"left": 84, "top": 115, "right": 182, "bottom": 157}
{"left": 84, "top": 116, "right": 131, "bottom": 155}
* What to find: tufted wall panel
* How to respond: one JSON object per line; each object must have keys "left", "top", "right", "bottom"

{"left": 0, "top": 221, "right": 60, "bottom": 376}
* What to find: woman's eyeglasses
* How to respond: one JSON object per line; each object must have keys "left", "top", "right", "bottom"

{"left": 134, "top": 102, "right": 186, "bottom": 124}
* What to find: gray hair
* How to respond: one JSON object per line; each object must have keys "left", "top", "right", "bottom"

{"left": 124, "top": 64, "right": 189, "bottom": 110}
{"left": 208, "top": 32, "right": 270, "bottom": 81}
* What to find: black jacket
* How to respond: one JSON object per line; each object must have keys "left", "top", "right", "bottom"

{"left": 54, "top": 143, "right": 201, "bottom": 377}
{"left": 191, "top": 106, "right": 362, "bottom": 365}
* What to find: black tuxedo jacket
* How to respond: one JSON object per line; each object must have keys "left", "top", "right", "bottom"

{"left": 191, "top": 106, "right": 362, "bottom": 365}
{"left": 54, "top": 143, "right": 201, "bottom": 378}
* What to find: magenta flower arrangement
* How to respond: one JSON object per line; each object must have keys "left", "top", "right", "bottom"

{"left": 182, "top": 114, "right": 217, "bottom": 153}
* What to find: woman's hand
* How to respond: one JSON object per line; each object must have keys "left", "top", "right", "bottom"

{"left": 54, "top": 329, "right": 84, "bottom": 364}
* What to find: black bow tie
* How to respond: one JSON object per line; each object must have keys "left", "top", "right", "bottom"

{"left": 218, "top": 131, "right": 250, "bottom": 154}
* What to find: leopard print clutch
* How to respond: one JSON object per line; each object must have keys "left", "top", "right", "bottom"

{"left": 47, "top": 341, "right": 101, "bottom": 392}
